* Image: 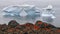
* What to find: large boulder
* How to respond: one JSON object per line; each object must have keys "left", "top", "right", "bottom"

{"left": 8, "top": 20, "right": 19, "bottom": 28}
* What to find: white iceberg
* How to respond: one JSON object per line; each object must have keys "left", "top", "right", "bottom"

{"left": 2, "top": 5, "right": 41, "bottom": 20}
{"left": 41, "top": 5, "right": 56, "bottom": 23}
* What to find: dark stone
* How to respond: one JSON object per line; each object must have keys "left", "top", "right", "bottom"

{"left": 24, "top": 32, "right": 28, "bottom": 34}
{"left": 8, "top": 20, "right": 19, "bottom": 28}
{"left": 46, "top": 24, "right": 56, "bottom": 28}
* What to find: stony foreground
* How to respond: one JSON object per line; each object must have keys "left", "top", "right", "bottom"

{"left": 0, "top": 20, "right": 60, "bottom": 34}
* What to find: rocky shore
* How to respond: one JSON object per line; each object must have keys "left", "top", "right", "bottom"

{"left": 0, "top": 20, "right": 60, "bottom": 34}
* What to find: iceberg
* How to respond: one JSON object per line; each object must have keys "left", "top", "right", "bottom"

{"left": 41, "top": 5, "right": 56, "bottom": 23}
{"left": 2, "top": 5, "right": 41, "bottom": 20}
